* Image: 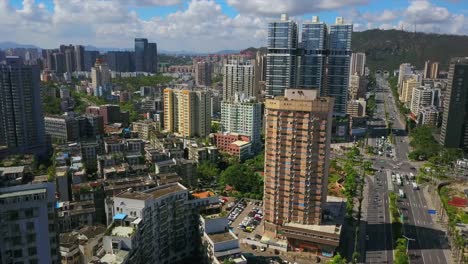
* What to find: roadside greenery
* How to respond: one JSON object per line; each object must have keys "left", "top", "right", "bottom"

{"left": 197, "top": 161, "right": 219, "bottom": 183}
{"left": 394, "top": 238, "right": 409, "bottom": 264}
{"left": 366, "top": 94, "right": 377, "bottom": 116}
{"left": 329, "top": 253, "right": 347, "bottom": 264}
{"left": 439, "top": 186, "right": 468, "bottom": 262}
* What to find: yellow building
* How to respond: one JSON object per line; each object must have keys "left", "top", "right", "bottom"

{"left": 399, "top": 77, "right": 420, "bottom": 103}
{"left": 163, "top": 88, "right": 211, "bottom": 138}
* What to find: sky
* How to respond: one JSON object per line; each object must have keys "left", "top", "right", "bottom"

{"left": 1, "top": 0, "right": 468, "bottom": 52}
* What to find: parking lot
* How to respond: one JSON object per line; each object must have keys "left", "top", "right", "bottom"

{"left": 228, "top": 199, "right": 265, "bottom": 242}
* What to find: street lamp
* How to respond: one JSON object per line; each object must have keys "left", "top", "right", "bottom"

{"left": 402, "top": 235, "right": 416, "bottom": 255}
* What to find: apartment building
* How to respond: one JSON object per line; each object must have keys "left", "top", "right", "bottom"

{"left": 263, "top": 89, "right": 340, "bottom": 254}
{"left": 100, "top": 183, "right": 214, "bottom": 263}
{"left": 163, "top": 88, "right": 211, "bottom": 138}
{"left": 0, "top": 182, "right": 59, "bottom": 264}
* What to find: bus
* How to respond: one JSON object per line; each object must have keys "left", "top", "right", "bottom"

{"left": 399, "top": 189, "right": 405, "bottom": 198}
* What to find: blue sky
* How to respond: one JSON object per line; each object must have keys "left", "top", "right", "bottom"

{"left": 2, "top": 0, "right": 468, "bottom": 52}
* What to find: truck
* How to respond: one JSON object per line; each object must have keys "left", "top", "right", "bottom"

{"left": 412, "top": 182, "right": 419, "bottom": 190}
{"left": 399, "top": 189, "right": 405, "bottom": 198}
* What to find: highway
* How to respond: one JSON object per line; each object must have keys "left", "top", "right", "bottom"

{"left": 363, "top": 74, "right": 450, "bottom": 263}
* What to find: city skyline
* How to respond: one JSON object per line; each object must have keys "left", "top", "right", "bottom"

{"left": 1, "top": 0, "right": 468, "bottom": 52}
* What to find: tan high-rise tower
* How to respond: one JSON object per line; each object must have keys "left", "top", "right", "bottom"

{"left": 263, "top": 89, "right": 334, "bottom": 237}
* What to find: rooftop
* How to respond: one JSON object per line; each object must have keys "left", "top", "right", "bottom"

{"left": 0, "top": 188, "right": 46, "bottom": 199}
{"left": 0, "top": 166, "right": 25, "bottom": 174}
{"left": 231, "top": 140, "right": 250, "bottom": 147}
{"left": 116, "top": 183, "right": 186, "bottom": 200}
{"left": 111, "top": 226, "right": 135, "bottom": 238}
{"left": 208, "top": 231, "right": 237, "bottom": 243}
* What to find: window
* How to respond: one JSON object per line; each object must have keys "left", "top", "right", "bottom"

{"left": 24, "top": 208, "right": 34, "bottom": 218}
{"left": 28, "top": 247, "right": 37, "bottom": 256}
{"left": 26, "top": 222, "right": 34, "bottom": 231}
{"left": 13, "top": 249, "right": 22, "bottom": 258}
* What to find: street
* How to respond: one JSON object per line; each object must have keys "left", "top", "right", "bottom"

{"left": 362, "top": 74, "right": 450, "bottom": 263}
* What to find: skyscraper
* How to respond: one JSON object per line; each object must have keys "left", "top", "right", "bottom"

{"left": 349, "top": 52, "right": 366, "bottom": 76}
{"left": 254, "top": 50, "right": 266, "bottom": 95}
{"left": 299, "top": 16, "right": 327, "bottom": 93}
{"left": 91, "top": 59, "right": 111, "bottom": 97}
{"left": 263, "top": 89, "right": 334, "bottom": 237}
{"left": 135, "top": 38, "right": 148, "bottom": 72}
{"left": 439, "top": 57, "right": 468, "bottom": 150}
{"left": 64, "top": 47, "right": 75, "bottom": 73}
{"left": 0, "top": 182, "right": 59, "bottom": 263}
{"left": 266, "top": 14, "right": 298, "bottom": 96}
{"left": 0, "top": 57, "right": 48, "bottom": 158}
{"left": 74, "top": 45, "right": 85, "bottom": 72}
{"left": 195, "top": 61, "right": 212, "bottom": 87}
{"left": 222, "top": 57, "right": 255, "bottom": 101}
{"left": 135, "top": 38, "right": 158, "bottom": 73}
{"left": 84, "top": 50, "right": 99, "bottom": 71}
{"left": 106, "top": 51, "right": 134, "bottom": 72}
{"left": 147, "top": 42, "right": 158, "bottom": 73}
{"left": 53, "top": 53, "right": 66, "bottom": 75}
{"left": 163, "top": 88, "right": 211, "bottom": 138}
{"left": 325, "top": 17, "right": 353, "bottom": 115}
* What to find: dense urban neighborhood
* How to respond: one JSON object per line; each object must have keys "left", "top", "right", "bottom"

{"left": 1, "top": 1, "right": 468, "bottom": 264}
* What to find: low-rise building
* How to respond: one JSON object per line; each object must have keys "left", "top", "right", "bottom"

{"left": 417, "top": 106, "right": 440, "bottom": 126}
{"left": 57, "top": 200, "right": 97, "bottom": 233}
{"left": 200, "top": 216, "right": 246, "bottom": 264}
{"left": 132, "top": 120, "right": 158, "bottom": 140}
{"left": 59, "top": 225, "right": 106, "bottom": 264}
{"left": 44, "top": 115, "right": 80, "bottom": 143}
{"left": 346, "top": 98, "right": 366, "bottom": 118}
{"left": 100, "top": 183, "right": 215, "bottom": 263}
{"left": 187, "top": 142, "right": 219, "bottom": 163}
{"left": 212, "top": 133, "right": 252, "bottom": 160}
{"left": 154, "top": 158, "right": 197, "bottom": 188}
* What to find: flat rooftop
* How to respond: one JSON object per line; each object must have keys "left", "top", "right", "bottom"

{"left": 116, "top": 183, "right": 186, "bottom": 201}
{"left": 0, "top": 166, "right": 25, "bottom": 174}
{"left": 111, "top": 226, "right": 134, "bottom": 238}
{"left": 208, "top": 231, "right": 237, "bottom": 243}
{"left": 232, "top": 141, "right": 250, "bottom": 147}
{"left": 0, "top": 188, "right": 46, "bottom": 199}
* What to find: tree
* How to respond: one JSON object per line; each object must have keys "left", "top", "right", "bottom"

{"left": 219, "top": 164, "right": 263, "bottom": 196}
{"left": 211, "top": 122, "right": 221, "bottom": 133}
{"left": 197, "top": 161, "right": 220, "bottom": 183}
{"left": 329, "top": 253, "right": 347, "bottom": 264}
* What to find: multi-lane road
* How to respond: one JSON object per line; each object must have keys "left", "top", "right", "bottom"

{"left": 362, "top": 74, "right": 450, "bottom": 263}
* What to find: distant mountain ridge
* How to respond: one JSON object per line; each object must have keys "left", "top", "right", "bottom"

{"left": 0, "top": 42, "right": 239, "bottom": 55}
{"left": 3, "top": 29, "right": 468, "bottom": 68}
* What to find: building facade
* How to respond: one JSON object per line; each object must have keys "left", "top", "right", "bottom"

{"left": 195, "top": 61, "right": 212, "bottom": 87}
{"left": 44, "top": 115, "right": 80, "bottom": 143}
{"left": 220, "top": 98, "right": 262, "bottom": 146}
{"left": 91, "top": 59, "right": 111, "bottom": 93}
{"left": 263, "top": 89, "right": 333, "bottom": 235}
{"left": 0, "top": 56, "right": 48, "bottom": 158}
{"left": 325, "top": 17, "right": 353, "bottom": 115}
{"left": 298, "top": 16, "right": 327, "bottom": 94}
{"left": 0, "top": 182, "right": 59, "bottom": 264}
{"left": 100, "top": 183, "right": 212, "bottom": 263}
{"left": 222, "top": 58, "right": 255, "bottom": 101}
{"left": 410, "top": 85, "right": 440, "bottom": 116}
{"left": 439, "top": 57, "right": 468, "bottom": 150}
{"left": 350, "top": 52, "right": 366, "bottom": 76}
{"left": 266, "top": 14, "right": 298, "bottom": 96}
{"left": 163, "top": 88, "right": 212, "bottom": 138}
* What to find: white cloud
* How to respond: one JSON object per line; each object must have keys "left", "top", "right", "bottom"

{"left": 226, "top": 0, "right": 369, "bottom": 16}
{"left": 0, "top": 0, "right": 467, "bottom": 52}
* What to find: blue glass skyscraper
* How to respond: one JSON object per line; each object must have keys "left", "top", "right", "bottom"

{"left": 326, "top": 17, "right": 353, "bottom": 115}
{"left": 266, "top": 14, "right": 298, "bottom": 96}
{"left": 299, "top": 16, "right": 327, "bottom": 94}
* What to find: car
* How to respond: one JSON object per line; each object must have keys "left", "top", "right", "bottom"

{"left": 260, "top": 247, "right": 266, "bottom": 252}
{"left": 366, "top": 235, "right": 369, "bottom": 240}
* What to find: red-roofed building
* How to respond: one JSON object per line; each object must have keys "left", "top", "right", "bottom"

{"left": 448, "top": 196, "right": 468, "bottom": 207}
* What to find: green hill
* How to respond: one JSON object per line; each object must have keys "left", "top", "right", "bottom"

{"left": 352, "top": 29, "right": 468, "bottom": 72}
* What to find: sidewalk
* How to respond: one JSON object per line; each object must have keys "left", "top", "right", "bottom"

{"left": 421, "top": 184, "right": 452, "bottom": 263}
